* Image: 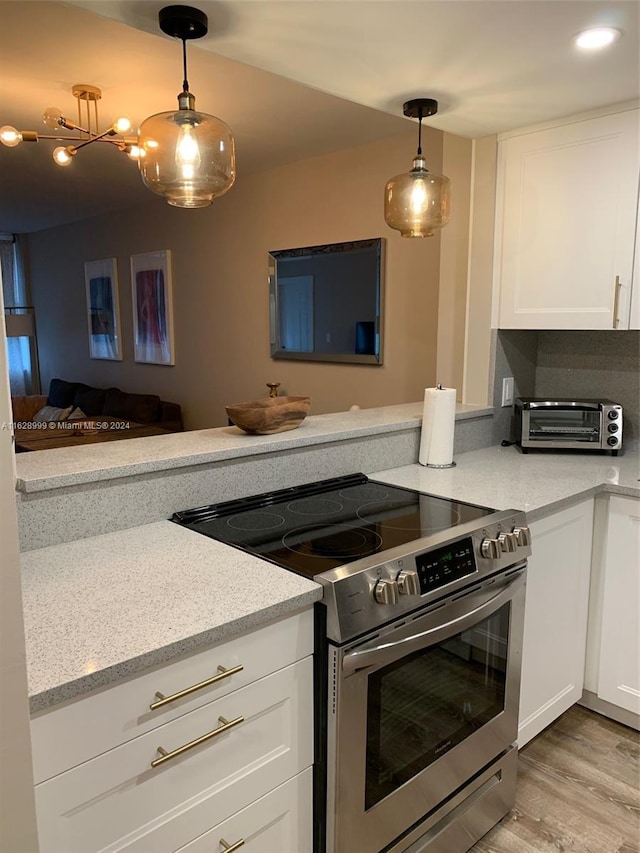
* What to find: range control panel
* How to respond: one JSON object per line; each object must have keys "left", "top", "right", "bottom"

{"left": 415, "top": 536, "right": 476, "bottom": 593}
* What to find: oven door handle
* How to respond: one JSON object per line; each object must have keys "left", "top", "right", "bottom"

{"left": 342, "top": 570, "right": 525, "bottom": 676}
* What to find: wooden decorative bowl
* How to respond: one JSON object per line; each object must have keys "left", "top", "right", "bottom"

{"left": 226, "top": 396, "right": 311, "bottom": 435}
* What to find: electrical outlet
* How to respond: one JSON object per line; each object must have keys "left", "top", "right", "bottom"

{"left": 501, "top": 377, "right": 515, "bottom": 407}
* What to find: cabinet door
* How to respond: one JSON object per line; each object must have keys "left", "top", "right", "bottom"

{"left": 518, "top": 500, "right": 594, "bottom": 746}
{"left": 597, "top": 496, "right": 640, "bottom": 715}
{"left": 495, "top": 109, "right": 640, "bottom": 330}
{"left": 629, "top": 199, "right": 640, "bottom": 330}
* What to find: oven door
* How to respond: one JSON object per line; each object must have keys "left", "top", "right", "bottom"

{"left": 327, "top": 565, "right": 526, "bottom": 853}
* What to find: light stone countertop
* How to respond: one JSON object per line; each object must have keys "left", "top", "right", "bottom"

{"left": 21, "top": 522, "right": 322, "bottom": 713}
{"left": 372, "top": 445, "right": 640, "bottom": 520}
{"left": 14, "top": 402, "right": 492, "bottom": 494}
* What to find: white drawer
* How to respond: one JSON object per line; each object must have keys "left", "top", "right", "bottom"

{"left": 35, "top": 658, "right": 313, "bottom": 853}
{"left": 176, "top": 768, "right": 313, "bottom": 853}
{"left": 32, "top": 608, "right": 313, "bottom": 783}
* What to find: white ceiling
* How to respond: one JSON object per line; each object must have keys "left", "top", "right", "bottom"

{"left": 1, "top": 0, "right": 638, "bottom": 234}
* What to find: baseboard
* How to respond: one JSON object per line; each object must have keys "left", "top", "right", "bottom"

{"left": 579, "top": 690, "right": 640, "bottom": 731}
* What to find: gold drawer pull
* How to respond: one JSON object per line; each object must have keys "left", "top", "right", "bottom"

{"left": 150, "top": 715, "right": 244, "bottom": 768}
{"left": 149, "top": 664, "right": 244, "bottom": 710}
{"left": 613, "top": 275, "right": 622, "bottom": 328}
{"left": 220, "top": 839, "right": 245, "bottom": 852}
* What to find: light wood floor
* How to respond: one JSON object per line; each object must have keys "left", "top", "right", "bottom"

{"left": 472, "top": 705, "right": 640, "bottom": 853}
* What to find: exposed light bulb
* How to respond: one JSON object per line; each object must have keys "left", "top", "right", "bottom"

{"left": 410, "top": 178, "right": 428, "bottom": 215}
{"left": 112, "top": 116, "right": 132, "bottom": 134}
{"left": 52, "top": 146, "right": 74, "bottom": 166}
{"left": 43, "top": 107, "right": 64, "bottom": 129}
{"left": 0, "top": 126, "right": 22, "bottom": 147}
{"left": 126, "top": 143, "right": 144, "bottom": 160}
{"left": 574, "top": 27, "right": 621, "bottom": 50}
{"left": 175, "top": 123, "right": 200, "bottom": 180}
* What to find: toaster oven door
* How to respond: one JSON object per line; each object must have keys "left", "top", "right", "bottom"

{"left": 522, "top": 406, "right": 602, "bottom": 448}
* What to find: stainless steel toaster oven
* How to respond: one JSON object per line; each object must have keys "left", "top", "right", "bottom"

{"left": 515, "top": 398, "right": 623, "bottom": 454}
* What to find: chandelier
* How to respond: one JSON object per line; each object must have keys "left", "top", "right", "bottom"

{"left": 0, "top": 5, "right": 236, "bottom": 209}
{"left": 0, "top": 83, "right": 138, "bottom": 165}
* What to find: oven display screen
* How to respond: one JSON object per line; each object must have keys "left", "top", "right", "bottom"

{"left": 415, "top": 537, "right": 476, "bottom": 593}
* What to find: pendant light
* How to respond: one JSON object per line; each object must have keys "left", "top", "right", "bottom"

{"left": 384, "top": 98, "right": 451, "bottom": 238}
{"left": 138, "top": 5, "right": 236, "bottom": 208}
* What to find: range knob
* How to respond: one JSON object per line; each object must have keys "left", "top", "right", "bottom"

{"left": 498, "top": 532, "right": 518, "bottom": 552}
{"left": 608, "top": 409, "right": 619, "bottom": 420}
{"left": 513, "top": 526, "right": 531, "bottom": 547}
{"left": 607, "top": 436, "right": 619, "bottom": 447}
{"left": 608, "top": 423, "right": 619, "bottom": 433}
{"left": 397, "top": 569, "right": 420, "bottom": 596}
{"left": 480, "top": 537, "right": 501, "bottom": 559}
{"left": 374, "top": 579, "right": 399, "bottom": 605}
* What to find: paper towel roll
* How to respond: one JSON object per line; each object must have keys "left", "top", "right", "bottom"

{"left": 418, "top": 385, "right": 456, "bottom": 467}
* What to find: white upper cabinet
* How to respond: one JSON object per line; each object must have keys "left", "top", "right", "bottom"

{"left": 493, "top": 106, "right": 640, "bottom": 330}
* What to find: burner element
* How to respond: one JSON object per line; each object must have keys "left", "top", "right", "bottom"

{"left": 283, "top": 523, "right": 383, "bottom": 560}
{"left": 287, "top": 497, "right": 344, "bottom": 517}
{"left": 339, "top": 484, "right": 392, "bottom": 503}
{"left": 226, "top": 511, "right": 285, "bottom": 532}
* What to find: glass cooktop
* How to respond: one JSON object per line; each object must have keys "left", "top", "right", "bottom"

{"left": 172, "top": 474, "right": 493, "bottom": 580}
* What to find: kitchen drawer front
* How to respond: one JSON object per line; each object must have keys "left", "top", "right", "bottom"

{"left": 35, "top": 658, "right": 313, "bottom": 853}
{"left": 176, "top": 768, "right": 313, "bottom": 853}
{"left": 32, "top": 608, "right": 313, "bottom": 783}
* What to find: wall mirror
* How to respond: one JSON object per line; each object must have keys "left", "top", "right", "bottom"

{"left": 269, "top": 237, "right": 384, "bottom": 365}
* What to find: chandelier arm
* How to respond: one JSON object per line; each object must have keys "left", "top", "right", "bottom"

{"left": 68, "top": 126, "right": 119, "bottom": 154}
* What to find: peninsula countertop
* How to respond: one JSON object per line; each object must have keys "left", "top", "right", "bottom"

{"left": 14, "top": 401, "right": 492, "bottom": 494}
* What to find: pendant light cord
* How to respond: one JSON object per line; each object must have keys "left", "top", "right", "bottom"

{"left": 416, "top": 111, "right": 423, "bottom": 156}
{"left": 181, "top": 37, "right": 189, "bottom": 93}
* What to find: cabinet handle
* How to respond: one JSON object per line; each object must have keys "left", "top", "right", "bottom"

{"left": 150, "top": 715, "right": 244, "bottom": 768}
{"left": 220, "top": 839, "right": 245, "bottom": 852}
{"left": 149, "top": 664, "right": 244, "bottom": 710}
{"left": 613, "top": 275, "right": 622, "bottom": 329}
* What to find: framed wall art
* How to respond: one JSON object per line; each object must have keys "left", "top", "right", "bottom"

{"left": 130, "top": 250, "right": 175, "bottom": 366}
{"left": 84, "top": 257, "right": 123, "bottom": 360}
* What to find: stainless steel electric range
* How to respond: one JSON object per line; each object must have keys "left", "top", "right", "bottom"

{"left": 172, "top": 473, "right": 531, "bottom": 853}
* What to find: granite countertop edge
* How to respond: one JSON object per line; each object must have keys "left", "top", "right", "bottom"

{"left": 15, "top": 403, "right": 494, "bottom": 494}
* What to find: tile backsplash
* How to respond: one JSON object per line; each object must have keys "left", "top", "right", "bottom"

{"left": 492, "top": 330, "right": 639, "bottom": 449}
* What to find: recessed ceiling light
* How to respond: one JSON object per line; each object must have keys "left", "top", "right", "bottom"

{"left": 574, "top": 27, "right": 622, "bottom": 50}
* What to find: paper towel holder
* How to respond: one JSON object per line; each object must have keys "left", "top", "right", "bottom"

{"left": 423, "top": 383, "right": 457, "bottom": 468}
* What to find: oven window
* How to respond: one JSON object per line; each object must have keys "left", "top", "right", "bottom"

{"left": 527, "top": 409, "right": 600, "bottom": 442}
{"left": 365, "top": 603, "right": 510, "bottom": 810}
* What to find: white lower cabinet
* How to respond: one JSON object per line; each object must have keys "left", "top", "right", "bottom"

{"left": 584, "top": 494, "right": 640, "bottom": 722}
{"left": 518, "top": 500, "right": 594, "bottom": 746}
{"left": 176, "top": 768, "right": 312, "bottom": 853}
{"left": 31, "top": 610, "right": 314, "bottom": 853}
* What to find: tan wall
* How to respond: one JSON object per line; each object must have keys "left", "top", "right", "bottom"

{"left": 463, "top": 135, "right": 498, "bottom": 405}
{"left": 27, "top": 128, "right": 450, "bottom": 429}
{"left": 437, "top": 134, "right": 473, "bottom": 397}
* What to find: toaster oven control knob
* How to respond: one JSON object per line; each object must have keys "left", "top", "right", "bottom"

{"left": 608, "top": 423, "right": 619, "bottom": 433}
{"left": 608, "top": 410, "right": 619, "bottom": 420}
{"left": 480, "top": 537, "right": 501, "bottom": 559}
{"left": 397, "top": 569, "right": 420, "bottom": 596}
{"left": 498, "top": 532, "right": 517, "bottom": 553}
{"left": 374, "top": 579, "right": 399, "bottom": 605}
{"left": 513, "top": 526, "right": 531, "bottom": 547}
{"left": 607, "top": 436, "right": 619, "bottom": 447}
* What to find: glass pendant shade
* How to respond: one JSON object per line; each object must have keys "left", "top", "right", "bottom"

{"left": 385, "top": 155, "right": 451, "bottom": 238}
{"left": 138, "top": 105, "right": 236, "bottom": 208}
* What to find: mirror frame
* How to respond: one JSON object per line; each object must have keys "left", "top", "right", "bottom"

{"left": 268, "top": 237, "right": 385, "bottom": 365}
